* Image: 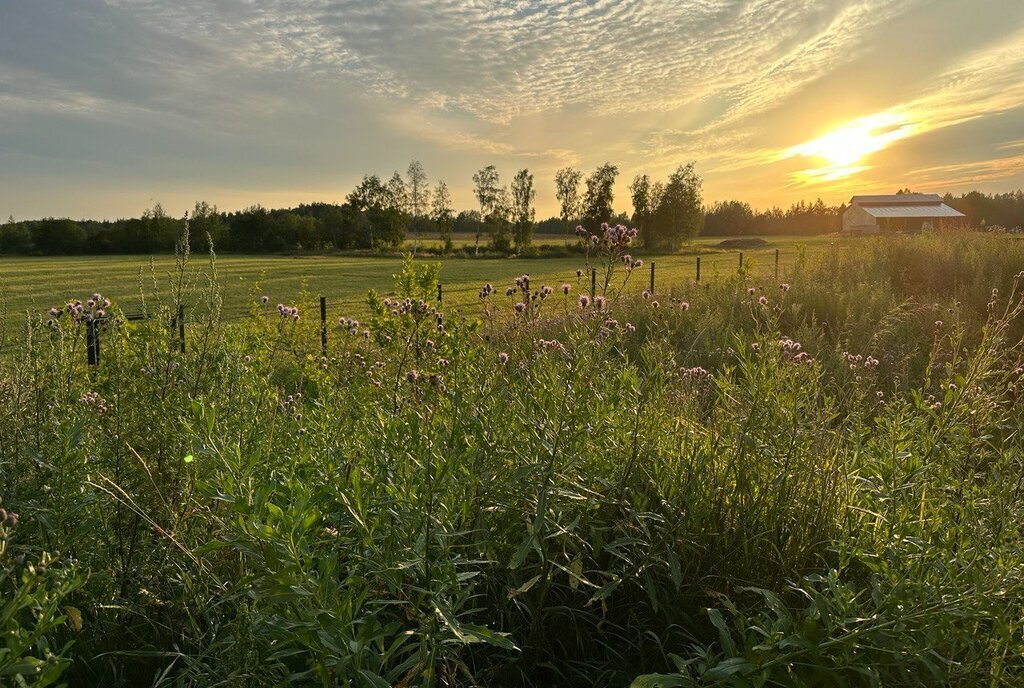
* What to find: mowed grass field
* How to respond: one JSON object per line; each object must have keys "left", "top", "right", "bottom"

{"left": 0, "top": 235, "right": 832, "bottom": 334}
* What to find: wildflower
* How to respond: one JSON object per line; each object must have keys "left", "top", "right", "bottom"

{"left": 625, "top": 322, "right": 636, "bottom": 333}
{"left": 243, "top": 355, "right": 252, "bottom": 364}
{"left": 541, "top": 285, "right": 553, "bottom": 298}
{"left": 498, "top": 352, "right": 509, "bottom": 364}
{"left": 0, "top": 508, "right": 19, "bottom": 529}
{"left": 641, "top": 289, "right": 651, "bottom": 300}
{"left": 514, "top": 302, "right": 526, "bottom": 314}
{"left": 747, "top": 287, "right": 756, "bottom": 295}
{"left": 632, "top": 259, "right": 643, "bottom": 269}
{"left": 505, "top": 287, "right": 516, "bottom": 297}
{"left": 758, "top": 296, "right": 768, "bottom": 306}
{"left": 261, "top": 295, "right": 269, "bottom": 304}
{"left": 751, "top": 342, "right": 761, "bottom": 351}
{"left": 561, "top": 283, "right": 571, "bottom": 295}
{"left": 780, "top": 283, "right": 790, "bottom": 292}
{"left": 579, "top": 295, "right": 591, "bottom": 309}
{"left": 576, "top": 269, "right": 583, "bottom": 278}
{"left": 48, "top": 307, "right": 60, "bottom": 318}
{"left": 679, "top": 301, "right": 690, "bottom": 311}
{"left": 651, "top": 300, "right": 659, "bottom": 308}
{"left": 406, "top": 369, "right": 420, "bottom": 383}
{"left": 934, "top": 320, "right": 943, "bottom": 328}
{"left": 594, "top": 295, "right": 606, "bottom": 310}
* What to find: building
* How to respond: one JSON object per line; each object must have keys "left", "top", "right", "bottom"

{"left": 841, "top": 194, "right": 966, "bottom": 235}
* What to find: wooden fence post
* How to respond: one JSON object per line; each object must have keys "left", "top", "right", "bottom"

{"left": 319, "top": 296, "right": 327, "bottom": 357}
{"left": 739, "top": 252, "right": 744, "bottom": 272}
{"left": 775, "top": 248, "right": 780, "bottom": 279}
{"left": 696, "top": 256, "right": 701, "bottom": 283}
{"left": 437, "top": 283, "right": 443, "bottom": 304}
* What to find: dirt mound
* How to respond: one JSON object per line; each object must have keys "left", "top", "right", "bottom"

{"left": 716, "top": 237, "right": 769, "bottom": 249}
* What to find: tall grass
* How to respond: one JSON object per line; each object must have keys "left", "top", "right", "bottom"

{"left": 1, "top": 232, "right": 1023, "bottom": 686}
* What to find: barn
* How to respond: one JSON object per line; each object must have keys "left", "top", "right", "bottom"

{"left": 841, "top": 194, "right": 966, "bottom": 235}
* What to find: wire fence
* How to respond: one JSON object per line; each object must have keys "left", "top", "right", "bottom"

{"left": 0, "top": 248, "right": 791, "bottom": 365}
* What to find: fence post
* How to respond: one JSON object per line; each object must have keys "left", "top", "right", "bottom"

{"left": 649, "top": 261, "right": 656, "bottom": 293}
{"left": 590, "top": 268, "right": 597, "bottom": 298}
{"left": 437, "top": 283, "right": 443, "bottom": 304}
{"left": 739, "top": 252, "right": 744, "bottom": 271}
{"left": 775, "top": 248, "right": 780, "bottom": 279}
{"left": 319, "top": 296, "right": 327, "bottom": 357}
{"left": 86, "top": 319, "right": 100, "bottom": 366}
{"left": 696, "top": 255, "right": 701, "bottom": 283}
{"left": 177, "top": 305, "right": 186, "bottom": 354}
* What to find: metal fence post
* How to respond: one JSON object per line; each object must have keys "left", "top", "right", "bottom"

{"left": 696, "top": 256, "right": 701, "bottom": 283}
{"left": 86, "top": 319, "right": 100, "bottom": 366}
{"left": 319, "top": 296, "right": 327, "bottom": 357}
{"left": 437, "top": 283, "right": 443, "bottom": 304}
{"left": 649, "top": 261, "right": 656, "bottom": 293}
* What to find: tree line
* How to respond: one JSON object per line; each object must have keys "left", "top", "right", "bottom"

{"left": 3, "top": 160, "right": 1021, "bottom": 255}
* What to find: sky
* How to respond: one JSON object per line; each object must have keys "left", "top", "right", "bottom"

{"left": 2, "top": 0, "right": 1024, "bottom": 220}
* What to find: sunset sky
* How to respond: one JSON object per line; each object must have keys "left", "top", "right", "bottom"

{"left": 2, "top": 0, "right": 1024, "bottom": 220}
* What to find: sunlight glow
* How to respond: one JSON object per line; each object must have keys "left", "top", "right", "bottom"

{"left": 783, "top": 112, "right": 919, "bottom": 184}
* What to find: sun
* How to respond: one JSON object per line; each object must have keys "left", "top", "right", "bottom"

{"left": 783, "top": 112, "right": 918, "bottom": 184}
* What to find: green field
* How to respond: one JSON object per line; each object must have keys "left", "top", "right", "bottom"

{"left": 0, "top": 235, "right": 830, "bottom": 331}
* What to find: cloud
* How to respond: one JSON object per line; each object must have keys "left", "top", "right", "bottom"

{"left": 1, "top": 0, "right": 1023, "bottom": 218}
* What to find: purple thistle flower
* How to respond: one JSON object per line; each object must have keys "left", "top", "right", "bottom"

{"left": 594, "top": 295, "right": 606, "bottom": 310}
{"left": 261, "top": 295, "right": 270, "bottom": 304}
{"left": 561, "top": 283, "right": 571, "bottom": 295}
{"left": 498, "top": 352, "right": 509, "bottom": 364}
{"left": 679, "top": 301, "right": 690, "bottom": 311}
{"left": 579, "top": 294, "right": 591, "bottom": 309}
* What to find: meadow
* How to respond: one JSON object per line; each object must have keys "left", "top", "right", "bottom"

{"left": 2, "top": 228, "right": 1024, "bottom": 687}
{"left": 0, "top": 235, "right": 826, "bottom": 343}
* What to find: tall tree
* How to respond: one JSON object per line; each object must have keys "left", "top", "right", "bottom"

{"left": 629, "top": 174, "right": 652, "bottom": 241}
{"left": 554, "top": 167, "right": 583, "bottom": 239}
{"left": 487, "top": 185, "right": 513, "bottom": 252}
{"left": 406, "top": 160, "right": 429, "bottom": 252}
{"left": 190, "top": 200, "right": 222, "bottom": 252}
{"left": 582, "top": 163, "right": 619, "bottom": 231}
{"left": 472, "top": 165, "right": 500, "bottom": 255}
{"left": 386, "top": 172, "right": 409, "bottom": 215}
{"left": 431, "top": 179, "right": 454, "bottom": 253}
{"left": 647, "top": 162, "right": 703, "bottom": 251}
{"left": 511, "top": 168, "right": 535, "bottom": 253}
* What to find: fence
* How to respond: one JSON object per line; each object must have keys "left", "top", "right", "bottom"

{"left": 1, "top": 247, "right": 789, "bottom": 367}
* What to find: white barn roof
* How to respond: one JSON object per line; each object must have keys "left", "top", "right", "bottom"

{"left": 850, "top": 194, "right": 943, "bottom": 205}
{"left": 861, "top": 204, "right": 965, "bottom": 218}
{"left": 848, "top": 193, "right": 964, "bottom": 219}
